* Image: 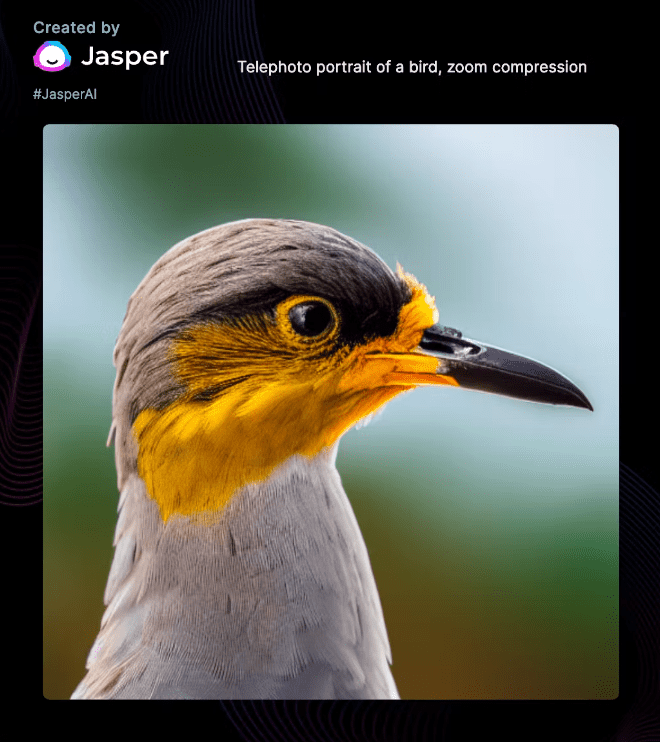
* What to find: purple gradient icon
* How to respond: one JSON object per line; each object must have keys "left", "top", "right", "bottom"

{"left": 34, "top": 41, "right": 71, "bottom": 71}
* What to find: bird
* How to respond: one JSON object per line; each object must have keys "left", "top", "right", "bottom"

{"left": 71, "top": 218, "right": 592, "bottom": 700}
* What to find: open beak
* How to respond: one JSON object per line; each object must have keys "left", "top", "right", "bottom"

{"left": 413, "top": 323, "right": 593, "bottom": 410}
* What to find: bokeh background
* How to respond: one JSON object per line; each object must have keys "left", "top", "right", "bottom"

{"left": 44, "top": 124, "right": 618, "bottom": 699}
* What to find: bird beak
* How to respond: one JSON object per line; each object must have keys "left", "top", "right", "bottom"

{"left": 414, "top": 323, "right": 593, "bottom": 410}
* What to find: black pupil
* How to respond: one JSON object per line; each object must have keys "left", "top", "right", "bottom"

{"left": 289, "top": 302, "right": 333, "bottom": 337}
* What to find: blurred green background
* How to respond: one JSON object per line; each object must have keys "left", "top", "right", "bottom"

{"left": 44, "top": 124, "right": 618, "bottom": 699}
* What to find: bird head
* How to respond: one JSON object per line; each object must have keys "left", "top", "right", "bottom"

{"left": 109, "top": 219, "right": 591, "bottom": 522}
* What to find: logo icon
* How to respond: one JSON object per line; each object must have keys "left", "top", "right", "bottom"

{"left": 34, "top": 41, "right": 71, "bottom": 71}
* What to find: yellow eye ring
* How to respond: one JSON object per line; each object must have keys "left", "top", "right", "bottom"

{"left": 276, "top": 295, "right": 339, "bottom": 343}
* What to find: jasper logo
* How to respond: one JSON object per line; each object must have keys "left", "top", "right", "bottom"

{"left": 34, "top": 41, "right": 71, "bottom": 71}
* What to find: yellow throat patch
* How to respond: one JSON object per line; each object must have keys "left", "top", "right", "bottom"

{"left": 133, "top": 269, "right": 455, "bottom": 521}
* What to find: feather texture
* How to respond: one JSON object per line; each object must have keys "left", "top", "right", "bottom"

{"left": 72, "top": 448, "right": 398, "bottom": 699}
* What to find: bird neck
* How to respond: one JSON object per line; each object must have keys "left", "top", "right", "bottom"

{"left": 90, "top": 449, "right": 396, "bottom": 697}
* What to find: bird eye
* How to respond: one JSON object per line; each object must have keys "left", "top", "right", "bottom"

{"left": 288, "top": 301, "right": 334, "bottom": 337}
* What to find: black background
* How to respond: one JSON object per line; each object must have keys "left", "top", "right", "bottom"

{"left": 2, "top": 3, "right": 653, "bottom": 739}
